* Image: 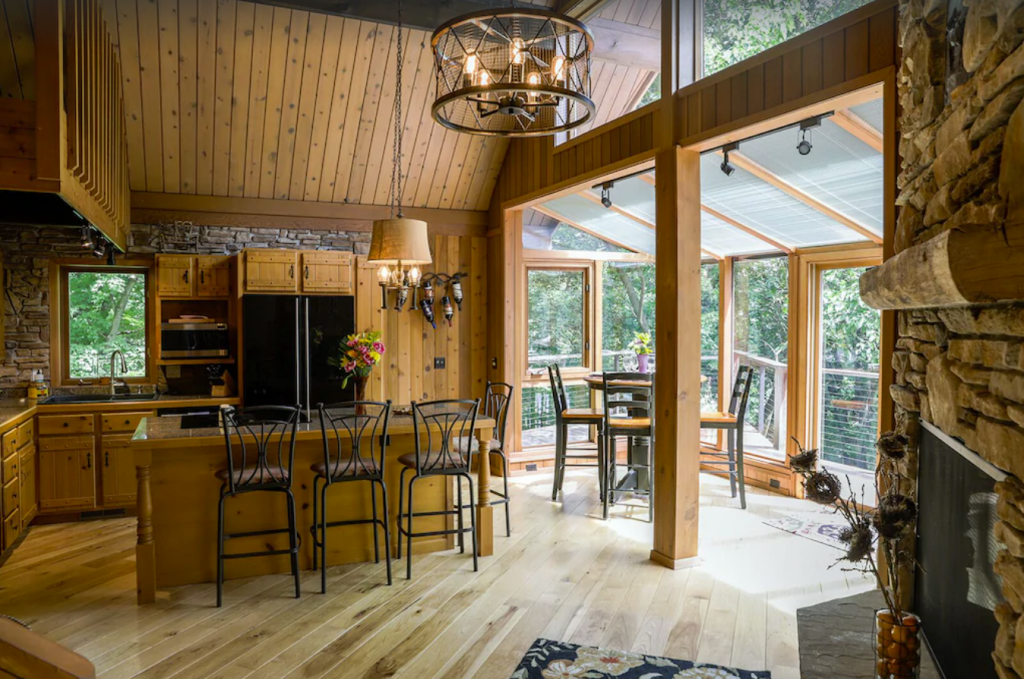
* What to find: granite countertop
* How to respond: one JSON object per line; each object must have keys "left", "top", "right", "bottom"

{"left": 0, "top": 399, "right": 38, "bottom": 429}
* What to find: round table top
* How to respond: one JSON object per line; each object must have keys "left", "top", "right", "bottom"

{"left": 582, "top": 373, "right": 708, "bottom": 388}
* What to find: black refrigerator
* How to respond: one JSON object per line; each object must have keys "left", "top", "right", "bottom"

{"left": 243, "top": 295, "right": 356, "bottom": 414}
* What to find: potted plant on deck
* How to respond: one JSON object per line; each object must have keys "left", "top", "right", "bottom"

{"left": 329, "top": 330, "right": 385, "bottom": 406}
{"left": 790, "top": 432, "right": 921, "bottom": 679}
{"left": 630, "top": 332, "right": 653, "bottom": 374}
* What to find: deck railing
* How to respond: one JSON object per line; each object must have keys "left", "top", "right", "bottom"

{"left": 820, "top": 366, "right": 880, "bottom": 471}
{"left": 734, "top": 350, "right": 788, "bottom": 451}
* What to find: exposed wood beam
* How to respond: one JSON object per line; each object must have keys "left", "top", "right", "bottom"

{"left": 639, "top": 172, "right": 656, "bottom": 186}
{"left": 589, "top": 18, "right": 661, "bottom": 72}
{"left": 578, "top": 189, "right": 655, "bottom": 229}
{"left": 532, "top": 204, "right": 642, "bottom": 253}
{"left": 555, "top": 0, "right": 619, "bottom": 20}
{"left": 701, "top": 205, "right": 793, "bottom": 254}
{"left": 832, "top": 109, "right": 883, "bottom": 153}
{"left": 721, "top": 151, "right": 884, "bottom": 245}
{"left": 701, "top": 246, "right": 724, "bottom": 260}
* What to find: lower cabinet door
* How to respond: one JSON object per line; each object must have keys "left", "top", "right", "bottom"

{"left": 39, "top": 447, "right": 96, "bottom": 511}
{"left": 101, "top": 437, "right": 136, "bottom": 507}
{"left": 20, "top": 445, "right": 36, "bottom": 527}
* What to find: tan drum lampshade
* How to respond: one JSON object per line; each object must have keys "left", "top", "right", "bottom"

{"left": 367, "top": 218, "right": 433, "bottom": 265}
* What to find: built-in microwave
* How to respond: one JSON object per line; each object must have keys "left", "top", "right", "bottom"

{"left": 160, "top": 322, "right": 230, "bottom": 359}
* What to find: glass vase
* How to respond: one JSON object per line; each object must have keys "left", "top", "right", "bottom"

{"left": 874, "top": 609, "right": 921, "bottom": 679}
{"left": 353, "top": 375, "right": 368, "bottom": 414}
{"left": 637, "top": 353, "right": 649, "bottom": 374}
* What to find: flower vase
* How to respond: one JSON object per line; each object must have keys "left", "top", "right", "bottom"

{"left": 353, "top": 375, "right": 368, "bottom": 414}
{"left": 637, "top": 353, "right": 649, "bottom": 374}
{"left": 874, "top": 610, "right": 921, "bottom": 679}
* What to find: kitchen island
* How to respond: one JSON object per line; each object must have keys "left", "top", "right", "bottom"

{"left": 130, "top": 411, "right": 496, "bottom": 604}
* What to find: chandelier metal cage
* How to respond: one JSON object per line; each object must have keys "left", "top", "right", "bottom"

{"left": 431, "top": 7, "right": 596, "bottom": 137}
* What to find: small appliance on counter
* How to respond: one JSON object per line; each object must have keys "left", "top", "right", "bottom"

{"left": 161, "top": 318, "right": 230, "bottom": 359}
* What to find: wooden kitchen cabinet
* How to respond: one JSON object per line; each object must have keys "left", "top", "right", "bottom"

{"left": 101, "top": 436, "right": 136, "bottom": 506}
{"left": 39, "top": 442, "right": 96, "bottom": 511}
{"left": 196, "top": 256, "right": 233, "bottom": 297}
{"left": 0, "top": 413, "right": 34, "bottom": 555}
{"left": 300, "top": 251, "right": 353, "bottom": 293}
{"left": 19, "top": 444, "right": 36, "bottom": 528}
{"left": 156, "top": 255, "right": 194, "bottom": 297}
{"left": 244, "top": 250, "right": 298, "bottom": 292}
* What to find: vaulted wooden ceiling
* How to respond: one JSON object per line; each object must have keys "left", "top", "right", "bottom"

{"left": 0, "top": 0, "right": 658, "bottom": 213}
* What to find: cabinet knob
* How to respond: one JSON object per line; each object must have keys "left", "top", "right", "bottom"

{"left": 63, "top": 422, "right": 69, "bottom": 428}
{"left": 125, "top": 419, "right": 130, "bottom": 425}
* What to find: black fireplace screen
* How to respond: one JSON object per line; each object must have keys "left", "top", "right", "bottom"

{"left": 915, "top": 425, "right": 1003, "bottom": 679}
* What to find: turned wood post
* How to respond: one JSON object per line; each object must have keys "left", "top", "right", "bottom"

{"left": 476, "top": 427, "right": 494, "bottom": 557}
{"left": 135, "top": 447, "right": 156, "bottom": 604}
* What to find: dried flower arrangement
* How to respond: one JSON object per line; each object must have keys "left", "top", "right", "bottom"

{"left": 789, "top": 433, "right": 922, "bottom": 679}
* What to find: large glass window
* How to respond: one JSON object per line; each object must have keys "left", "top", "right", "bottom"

{"left": 601, "top": 261, "right": 656, "bottom": 370}
{"left": 732, "top": 256, "right": 789, "bottom": 459}
{"left": 523, "top": 221, "right": 629, "bottom": 253}
{"left": 63, "top": 268, "right": 149, "bottom": 381}
{"left": 701, "top": 262, "right": 720, "bottom": 411}
{"left": 527, "top": 268, "right": 588, "bottom": 370}
{"left": 818, "top": 266, "right": 880, "bottom": 499}
{"left": 703, "top": 0, "right": 873, "bottom": 76}
{"left": 521, "top": 382, "right": 591, "bottom": 448}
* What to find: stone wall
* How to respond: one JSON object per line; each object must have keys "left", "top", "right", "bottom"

{"left": 0, "top": 223, "right": 370, "bottom": 393}
{"left": 893, "top": 2, "right": 1024, "bottom": 677}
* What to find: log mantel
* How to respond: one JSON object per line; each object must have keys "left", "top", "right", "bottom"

{"left": 860, "top": 225, "right": 1024, "bottom": 310}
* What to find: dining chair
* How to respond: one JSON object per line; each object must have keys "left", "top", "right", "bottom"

{"left": 601, "top": 372, "right": 655, "bottom": 522}
{"left": 700, "top": 366, "right": 755, "bottom": 509}
{"left": 396, "top": 399, "right": 480, "bottom": 579}
{"left": 216, "top": 405, "right": 301, "bottom": 607}
{"left": 548, "top": 364, "right": 606, "bottom": 503}
{"left": 311, "top": 401, "right": 392, "bottom": 592}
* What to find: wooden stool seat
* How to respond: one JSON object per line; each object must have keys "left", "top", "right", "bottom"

{"left": 700, "top": 411, "right": 737, "bottom": 425}
{"left": 609, "top": 416, "right": 651, "bottom": 428}
{"left": 562, "top": 408, "right": 604, "bottom": 420}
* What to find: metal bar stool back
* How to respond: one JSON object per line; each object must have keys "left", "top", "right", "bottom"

{"left": 601, "top": 372, "right": 655, "bottom": 521}
{"left": 216, "top": 405, "right": 301, "bottom": 607}
{"left": 700, "top": 366, "right": 755, "bottom": 508}
{"left": 483, "top": 382, "right": 514, "bottom": 536}
{"left": 397, "top": 399, "right": 480, "bottom": 579}
{"left": 548, "top": 364, "right": 606, "bottom": 502}
{"left": 312, "top": 401, "right": 392, "bottom": 591}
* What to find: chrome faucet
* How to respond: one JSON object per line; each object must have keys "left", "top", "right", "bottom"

{"left": 109, "top": 350, "right": 128, "bottom": 395}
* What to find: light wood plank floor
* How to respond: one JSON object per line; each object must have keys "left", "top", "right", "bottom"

{"left": 0, "top": 471, "right": 872, "bottom": 679}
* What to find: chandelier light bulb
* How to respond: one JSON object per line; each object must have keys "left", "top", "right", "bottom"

{"left": 408, "top": 266, "right": 422, "bottom": 286}
{"left": 478, "top": 70, "right": 490, "bottom": 86}
{"left": 464, "top": 52, "right": 477, "bottom": 74}
{"left": 511, "top": 38, "right": 524, "bottom": 65}
{"left": 551, "top": 55, "right": 565, "bottom": 82}
{"left": 377, "top": 265, "right": 392, "bottom": 285}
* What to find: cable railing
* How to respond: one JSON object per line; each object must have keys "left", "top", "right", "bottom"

{"left": 734, "top": 350, "right": 788, "bottom": 452}
{"left": 820, "top": 366, "right": 879, "bottom": 471}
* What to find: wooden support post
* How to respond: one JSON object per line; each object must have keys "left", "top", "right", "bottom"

{"left": 476, "top": 426, "right": 494, "bottom": 557}
{"left": 652, "top": 144, "right": 703, "bottom": 569}
{"left": 135, "top": 447, "right": 156, "bottom": 604}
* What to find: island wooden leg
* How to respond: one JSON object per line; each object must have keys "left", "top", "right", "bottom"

{"left": 136, "top": 449, "right": 156, "bottom": 605}
{"left": 476, "top": 428, "right": 494, "bottom": 557}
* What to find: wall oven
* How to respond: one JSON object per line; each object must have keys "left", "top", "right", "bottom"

{"left": 160, "top": 322, "right": 230, "bottom": 359}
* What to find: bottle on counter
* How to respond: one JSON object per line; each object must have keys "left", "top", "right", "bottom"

{"left": 28, "top": 369, "right": 49, "bottom": 400}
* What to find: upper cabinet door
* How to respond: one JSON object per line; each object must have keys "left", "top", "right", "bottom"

{"left": 300, "top": 252, "right": 353, "bottom": 294}
{"left": 196, "top": 256, "right": 233, "bottom": 297}
{"left": 156, "top": 255, "right": 195, "bottom": 297}
{"left": 244, "top": 251, "right": 298, "bottom": 293}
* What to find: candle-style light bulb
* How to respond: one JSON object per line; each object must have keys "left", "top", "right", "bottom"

{"left": 511, "top": 38, "right": 524, "bottom": 65}
{"left": 464, "top": 52, "right": 477, "bottom": 74}
{"left": 377, "top": 265, "right": 391, "bottom": 285}
{"left": 551, "top": 55, "right": 565, "bottom": 82}
{"left": 527, "top": 71, "right": 541, "bottom": 104}
{"left": 408, "top": 266, "right": 422, "bottom": 287}
{"left": 478, "top": 70, "right": 490, "bottom": 86}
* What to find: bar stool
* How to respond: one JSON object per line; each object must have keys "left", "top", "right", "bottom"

{"left": 601, "top": 372, "right": 655, "bottom": 522}
{"left": 396, "top": 399, "right": 480, "bottom": 580}
{"left": 456, "top": 382, "right": 515, "bottom": 538}
{"left": 311, "top": 401, "right": 392, "bottom": 592}
{"left": 549, "top": 364, "right": 605, "bottom": 502}
{"left": 216, "top": 405, "right": 301, "bottom": 607}
{"left": 701, "top": 366, "right": 754, "bottom": 509}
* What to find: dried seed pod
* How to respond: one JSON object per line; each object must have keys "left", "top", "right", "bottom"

{"left": 876, "top": 431, "right": 909, "bottom": 460}
{"left": 803, "top": 469, "right": 842, "bottom": 505}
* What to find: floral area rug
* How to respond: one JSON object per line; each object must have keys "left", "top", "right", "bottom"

{"left": 510, "top": 638, "right": 771, "bottom": 679}
{"left": 762, "top": 511, "right": 848, "bottom": 551}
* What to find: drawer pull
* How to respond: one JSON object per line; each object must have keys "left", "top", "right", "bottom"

{"left": 86, "top": 453, "right": 92, "bottom": 469}
{"left": 63, "top": 422, "right": 69, "bottom": 428}
{"left": 105, "top": 452, "right": 109, "bottom": 467}
{"left": 125, "top": 419, "right": 131, "bottom": 425}
{"left": 184, "top": 270, "right": 190, "bottom": 284}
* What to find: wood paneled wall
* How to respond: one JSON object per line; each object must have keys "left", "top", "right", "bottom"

{"left": 355, "top": 235, "right": 488, "bottom": 406}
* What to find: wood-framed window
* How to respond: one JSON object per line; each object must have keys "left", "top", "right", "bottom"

{"left": 50, "top": 260, "right": 155, "bottom": 387}
{"left": 523, "top": 262, "right": 595, "bottom": 378}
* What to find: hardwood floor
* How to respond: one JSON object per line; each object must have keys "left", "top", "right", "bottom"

{"left": 0, "top": 471, "right": 872, "bottom": 679}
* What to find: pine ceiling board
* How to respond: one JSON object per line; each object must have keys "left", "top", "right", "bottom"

{"left": 110, "top": 0, "right": 147, "bottom": 190}
{"left": 265, "top": 9, "right": 310, "bottom": 200}
{"left": 436, "top": 131, "right": 473, "bottom": 209}
{"left": 411, "top": 111, "right": 449, "bottom": 207}
{"left": 3, "top": 0, "right": 33, "bottom": 99}
{"left": 242, "top": 3, "right": 274, "bottom": 197}
{"left": 283, "top": 10, "right": 327, "bottom": 200}
{"left": 212, "top": 0, "right": 237, "bottom": 197}
{"left": 177, "top": 0, "right": 198, "bottom": 194}
{"left": 638, "top": 0, "right": 658, "bottom": 29}
{"left": 323, "top": 20, "right": 378, "bottom": 201}
{"left": 0, "top": 1, "right": 23, "bottom": 98}
{"left": 255, "top": 7, "right": 296, "bottom": 199}
{"left": 452, "top": 135, "right": 485, "bottom": 210}
{"left": 157, "top": 0, "right": 181, "bottom": 193}
{"left": 136, "top": 0, "right": 163, "bottom": 191}
{"left": 470, "top": 138, "right": 508, "bottom": 211}
{"left": 306, "top": 16, "right": 357, "bottom": 200}
{"left": 227, "top": 1, "right": 254, "bottom": 196}
{"left": 194, "top": 0, "right": 217, "bottom": 195}
{"left": 338, "top": 22, "right": 393, "bottom": 202}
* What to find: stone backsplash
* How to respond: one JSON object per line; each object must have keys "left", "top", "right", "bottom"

{"left": 0, "top": 222, "right": 370, "bottom": 393}
{"left": 879, "top": 2, "right": 1024, "bottom": 677}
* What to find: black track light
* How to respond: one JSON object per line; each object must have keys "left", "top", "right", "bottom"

{"left": 720, "top": 143, "right": 738, "bottom": 177}
{"left": 600, "top": 182, "right": 613, "bottom": 208}
{"left": 80, "top": 226, "right": 95, "bottom": 250}
{"left": 106, "top": 243, "right": 117, "bottom": 266}
{"left": 797, "top": 129, "right": 813, "bottom": 156}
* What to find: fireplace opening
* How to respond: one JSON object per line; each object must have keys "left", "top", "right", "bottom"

{"left": 916, "top": 422, "right": 1005, "bottom": 679}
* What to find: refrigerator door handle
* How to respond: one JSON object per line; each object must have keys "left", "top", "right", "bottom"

{"left": 304, "top": 298, "right": 311, "bottom": 419}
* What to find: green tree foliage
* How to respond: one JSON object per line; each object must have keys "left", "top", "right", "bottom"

{"left": 635, "top": 73, "right": 661, "bottom": 109}
{"left": 602, "top": 262, "right": 656, "bottom": 366}
{"left": 733, "top": 257, "right": 789, "bottom": 362}
{"left": 527, "top": 269, "right": 585, "bottom": 368}
{"left": 67, "top": 271, "right": 147, "bottom": 378}
{"left": 703, "top": 0, "right": 870, "bottom": 75}
{"left": 550, "top": 223, "right": 627, "bottom": 253}
{"left": 821, "top": 267, "right": 880, "bottom": 371}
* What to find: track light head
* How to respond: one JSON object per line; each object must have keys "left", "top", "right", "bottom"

{"left": 106, "top": 243, "right": 117, "bottom": 266}
{"left": 720, "top": 143, "right": 738, "bottom": 177}
{"left": 797, "top": 129, "right": 813, "bottom": 156}
{"left": 600, "top": 183, "right": 613, "bottom": 208}
{"left": 80, "top": 226, "right": 95, "bottom": 250}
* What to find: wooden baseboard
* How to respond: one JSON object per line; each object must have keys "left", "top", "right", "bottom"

{"left": 649, "top": 549, "right": 702, "bottom": 570}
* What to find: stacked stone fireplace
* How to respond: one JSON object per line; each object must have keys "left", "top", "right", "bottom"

{"left": 859, "top": 1, "right": 1024, "bottom": 676}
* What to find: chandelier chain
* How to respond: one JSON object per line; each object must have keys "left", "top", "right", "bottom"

{"left": 389, "top": 0, "right": 404, "bottom": 217}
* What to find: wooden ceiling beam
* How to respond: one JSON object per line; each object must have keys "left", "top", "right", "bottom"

{"left": 831, "top": 109, "right": 883, "bottom": 153}
{"left": 701, "top": 205, "right": 793, "bottom": 254}
{"left": 577, "top": 188, "right": 656, "bottom": 229}
{"left": 533, "top": 204, "right": 643, "bottom": 253}
{"left": 722, "top": 151, "right": 884, "bottom": 245}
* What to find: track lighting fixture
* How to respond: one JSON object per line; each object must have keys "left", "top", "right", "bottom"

{"left": 600, "top": 182, "right": 613, "bottom": 208}
{"left": 797, "top": 129, "right": 813, "bottom": 156}
{"left": 80, "top": 226, "right": 95, "bottom": 250}
{"left": 720, "top": 143, "right": 738, "bottom": 177}
{"left": 106, "top": 243, "right": 117, "bottom": 266}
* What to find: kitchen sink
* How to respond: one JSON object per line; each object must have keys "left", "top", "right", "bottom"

{"left": 39, "top": 393, "right": 160, "bottom": 405}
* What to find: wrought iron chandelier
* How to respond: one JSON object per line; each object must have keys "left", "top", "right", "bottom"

{"left": 431, "top": 4, "right": 596, "bottom": 137}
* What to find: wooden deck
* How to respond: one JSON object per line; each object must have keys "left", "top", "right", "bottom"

{"left": 0, "top": 471, "right": 871, "bottom": 679}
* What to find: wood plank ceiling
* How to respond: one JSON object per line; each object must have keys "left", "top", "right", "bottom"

{"left": 1, "top": 0, "right": 658, "bottom": 213}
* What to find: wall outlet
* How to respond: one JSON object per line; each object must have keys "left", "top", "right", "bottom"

{"left": 769, "top": 478, "right": 781, "bottom": 489}
{"left": 434, "top": 357, "right": 446, "bottom": 370}
{"left": 526, "top": 463, "right": 538, "bottom": 472}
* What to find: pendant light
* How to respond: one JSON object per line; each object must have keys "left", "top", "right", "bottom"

{"left": 369, "top": 0, "right": 432, "bottom": 301}
{"left": 431, "top": 1, "right": 596, "bottom": 137}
